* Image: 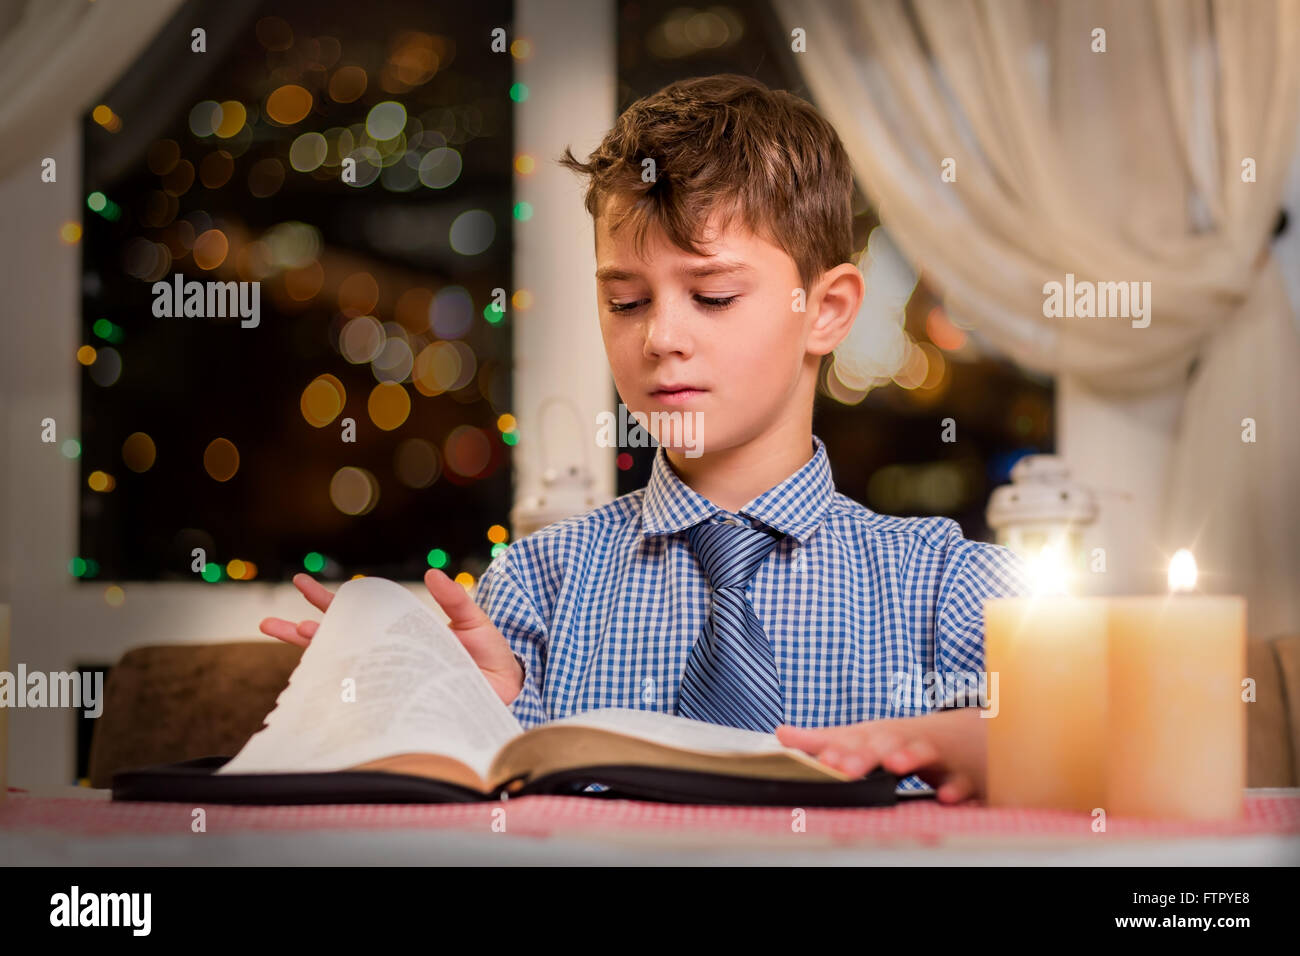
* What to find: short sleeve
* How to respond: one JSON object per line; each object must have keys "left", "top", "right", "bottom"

{"left": 934, "top": 540, "right": 1028, "bottom": 707}
{"left": 473, "top": 550, "right": 549, "bottom": 729}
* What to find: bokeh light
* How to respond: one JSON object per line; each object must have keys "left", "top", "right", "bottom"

{"left": 147, "top": 140, "right": 181, "bottom": 176}
{"left": 192, "top": 229, "right": 229, "bottom": 270}
{"left": 431, "top": 286, "right": 474, "bottom": 338}
{"left": 338, "top": 271, "right": 379, "bottom": 316}
{"left": 199, "top": 150, "right": 235, "bottom": 189}
{"left": 189, "top": 100, "right": 222, "bottom": 137}
{"left": 284, "top": 260, "right": 324, "bottom": 300}
{"left": 926, "top": 306, "right": 968, "bottom": 351}
{"left": 367, "top": 382, "right": 411, "bottom": 430}
{"left": 371, "top": 329, "right": 415, "bottom": 384}
{"left": 395, "top": 438, "right": 440, "bottom": 488}
{"left": 87, "top": 347, "right": 122, "bottom": 386}
{"left": 300, "top": 374, "right": 346, "bottom": 427}
{"left": 340, "top": 315, "right": 385, "bottom": 363}
{"left": 256, "top": 16, "right": 293, "bottom": 50}
{"left": 329, "top": 65, "right": 368, "bottom": 103}
{"left": 418, "top": 147, "right": 462, "bottom": 189}
{"left": 121, "top": 432, "right": 157, "bottom": 473}
{"left": 203, "top": 437, "right": 240, "bottom": 481}
{"left": 266, "top": 85, "right": 313, "bottom": 125}
{"left": 444, "top": 425, "right": 491, "bottom": 477}
{"left": 395, "top": 287, "right": 433, "bottom": 333}
{"left": 412, "top": 340, "right": 467, "bottom": 395}
{"left": 289, "top": 132, "right": 329, "bottom": 171}
{"left": 215, "top": 101, "right": 247, "bottom": 138}
{"left": 88, "top": 470, "right": 115, "bottom": 493}
{"left": 248, "top": 157, "right": 286, "bottom": 197}
{"left": 329, "top": 466, "right": 380, "bottom": 515}
{"left": 162, "top": 159, "right": 195, "bottom": 196}
{"left": 366, "top": 101, "right": 407, "bottom": 140}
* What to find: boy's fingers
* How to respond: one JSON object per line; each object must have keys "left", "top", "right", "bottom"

{"left": 774, "top": 725, "right": 833, "bottom": 751}
{"left": 936, "top": 774, "right": 975, "bottom": 804}
{"left": 293, "top": 573, "right": 335, "bottom": 613}
{"left": 424, "top": 569, "right": 492, "bottom": 630}
{"left": 259, "top": 617, "right": 310, "bottom": 648}
{"left": 882, "top": 738, "right": 941, "bottom": 776}
{"left": 296, "top": 620, "right": 319, "bottom": 640}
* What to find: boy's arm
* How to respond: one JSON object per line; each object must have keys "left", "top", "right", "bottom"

{"left": 473, "top": 552, "right": 549, "bottom": 729}
{"left": 934, "top": 540, "right": 1029, "bottom": 708}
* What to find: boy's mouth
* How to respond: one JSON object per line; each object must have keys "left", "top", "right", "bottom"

{"left": 650, "top": 385, "right": 708, "bottom": 404}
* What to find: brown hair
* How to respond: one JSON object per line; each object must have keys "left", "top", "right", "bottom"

{"left": 558, "top": 74, "right": 855, "bottom": 291}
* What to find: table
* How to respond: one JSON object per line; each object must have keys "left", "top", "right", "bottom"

{"left": 2, "top": 786, "right": 1297, "bottom": 865}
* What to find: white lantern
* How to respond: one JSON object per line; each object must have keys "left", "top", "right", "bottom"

{"left": 986, "top": 455, "right": 1098, "bottom": 577}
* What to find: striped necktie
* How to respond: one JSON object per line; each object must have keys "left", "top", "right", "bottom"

{"left": 677, "top": 514, "right": 785, "bottom": 731}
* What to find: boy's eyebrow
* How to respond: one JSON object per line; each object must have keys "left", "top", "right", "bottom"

{"left": 596, "top": 259, "right": 756, "bottom": 282}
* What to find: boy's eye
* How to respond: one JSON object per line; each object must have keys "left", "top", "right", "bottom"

{"left": 607, "top": 295, "right": 740, "bottom": 313}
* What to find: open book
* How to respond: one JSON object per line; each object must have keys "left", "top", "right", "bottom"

{"left": 112, "top": 577, "right": 898, "bottom": 806}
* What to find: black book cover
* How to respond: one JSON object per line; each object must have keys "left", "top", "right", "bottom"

{"left": 111, "top": 755, "right": 903, "bottom": 807}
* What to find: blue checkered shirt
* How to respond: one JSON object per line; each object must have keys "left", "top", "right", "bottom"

{"left": 473, "top": 434, "right": 1029, "bottom": 791}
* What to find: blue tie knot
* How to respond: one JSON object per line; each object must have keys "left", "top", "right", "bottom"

{"left": 687, "top": 516, "right": 782, "bottom": 591}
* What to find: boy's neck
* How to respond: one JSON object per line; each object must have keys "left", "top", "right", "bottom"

{"left": 664, "top": 423, "right": 816, "bottom": 514}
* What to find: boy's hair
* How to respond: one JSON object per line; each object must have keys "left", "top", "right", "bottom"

{"left": 559, "top": 74, "right": 855, "bottom": 291}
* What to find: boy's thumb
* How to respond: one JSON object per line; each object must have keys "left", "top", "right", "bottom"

{"left": 424, "top": 568, "right": 491, "bottom": 630}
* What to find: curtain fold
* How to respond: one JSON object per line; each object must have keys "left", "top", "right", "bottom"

{"left": 774, "top": 0, "right": 1300, "bottom": 635}
{"left": 0, "top": 0, "right": 186, "bottom": 181}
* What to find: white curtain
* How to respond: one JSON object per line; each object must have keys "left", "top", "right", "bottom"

{"left": 0, "top": 0, "right": 185, "bottom": 181}
{"left": 774, "top": 0, "right": 1300, "bottom": 637}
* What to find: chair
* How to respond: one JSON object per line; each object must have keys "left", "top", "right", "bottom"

{"left": 87, "top": 641, "right": 302, "bottom": 788}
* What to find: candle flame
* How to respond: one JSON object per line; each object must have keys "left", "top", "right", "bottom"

{"left": 1027, "top": 544, "right": 1071, "bottom": 597}
{"left": 1168, "top": 548, "right": 1198, "bottom": 593}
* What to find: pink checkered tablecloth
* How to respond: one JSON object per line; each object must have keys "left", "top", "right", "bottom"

{"left": 3, "top": 788, "right": 1297, "bottom": 846}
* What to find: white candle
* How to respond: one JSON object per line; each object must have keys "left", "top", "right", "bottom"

{"left": 984, "top": 546, "right": 1109, "bottom": 811}
{"left": 1106, "top": 550, "right": 1246, "bottom": 820}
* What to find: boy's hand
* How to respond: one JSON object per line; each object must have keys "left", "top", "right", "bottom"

{"left": 775, "top": 708, "right": 987, "bottom": 804}
{"left": 258, "top": 570, "right": 525, "bottom": 706}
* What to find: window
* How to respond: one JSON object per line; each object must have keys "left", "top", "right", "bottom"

{"left": 79, "top": 0, "right": 515, "bottom": 584}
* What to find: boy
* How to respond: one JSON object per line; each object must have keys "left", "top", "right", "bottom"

{"left": 262, "top": 74, "right": 1027, "bottom": 802}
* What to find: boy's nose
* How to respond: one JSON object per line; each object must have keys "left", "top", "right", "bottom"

{"left": 642, "top": 307, "right": 692, "bottom": 359}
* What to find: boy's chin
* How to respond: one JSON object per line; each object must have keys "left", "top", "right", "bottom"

{"left": 659, "top": 441, "right": 708, "bottom": 460}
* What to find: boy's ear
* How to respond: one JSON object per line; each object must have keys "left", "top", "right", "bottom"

{"left": 805, "top": 262, "right": 865, "bottom": 356}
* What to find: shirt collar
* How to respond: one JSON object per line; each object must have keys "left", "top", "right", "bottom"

{"left": 640, "top": 435, "right": 836, "bottom": 544}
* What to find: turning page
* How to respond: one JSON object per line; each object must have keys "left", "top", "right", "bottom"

{"left": 219, "top": 577, "right": 522, "bottom": 780}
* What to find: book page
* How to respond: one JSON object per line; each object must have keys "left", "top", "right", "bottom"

{"left": 547, "top": 708, "right": 807, "bottom": 757}
{"left": 219, "top": 577, "right": 522, "bottom": 780}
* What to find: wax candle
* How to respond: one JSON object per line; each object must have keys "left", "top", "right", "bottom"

{"left": 984, "top": 548, "right": 1109, "bottom": 812}
{"left": 1105, "top": 550, "right": 1245, "bottom": 820}
{"left": 984, "top": 597, "right": 1109, "bottom": 811}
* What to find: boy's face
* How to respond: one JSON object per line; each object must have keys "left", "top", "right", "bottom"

{"left": 594, "top": 198, "right": 853, "bottom": 458}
